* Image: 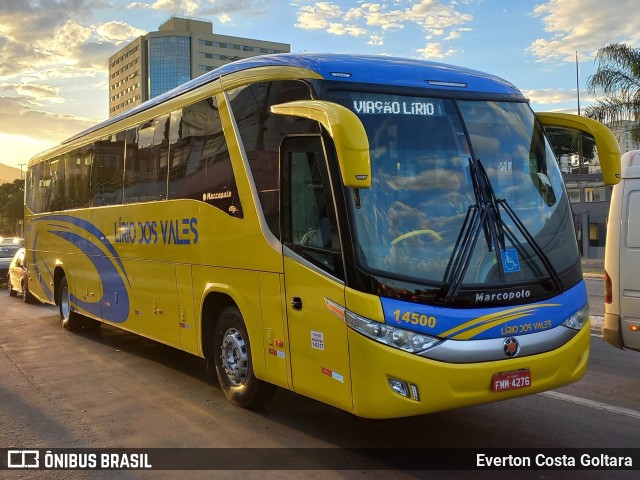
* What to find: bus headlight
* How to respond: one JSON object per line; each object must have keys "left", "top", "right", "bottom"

{"left": 561, "top": 303, "right": 589, "bottom": 330}
{"left": 345, "top": 310, "right": 440, "bottom": 354}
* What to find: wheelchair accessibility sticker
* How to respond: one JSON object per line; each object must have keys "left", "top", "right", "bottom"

{"left": 501, "top": 248, "right": 521, "bottom": 273}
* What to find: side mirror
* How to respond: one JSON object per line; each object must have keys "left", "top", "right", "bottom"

{"left": 536, "top": 112, "right": 620, "bottom": 185}
{"left": 271, "top": 100, "right": 371, "bottom": 188}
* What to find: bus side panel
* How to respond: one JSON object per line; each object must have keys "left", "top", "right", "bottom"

{"left": 617, "top": 184, "right": 640, "bottom": 350}
{"left": 176, "top": 264, "right": 199, "bottom": 355}
{"left": 191, "top": 266, "right": 267, "bottom": 379}
{"left": 126, "top": 259, "right": 181, "bottom": 348}
{"left": 25, "top": 215, "right": 57, "bottom": 306}
{"left": 283, "top": 256, "right": 352, "bottom": 413}
{"left": 259, "top": 272, "right": 291, "bottom": 389}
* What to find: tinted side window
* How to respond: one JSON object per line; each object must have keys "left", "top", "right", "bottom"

{"left": 28, "top": 156, "right": 65, "bottom": 213}
{"left": 66, "top": 145, "right": 92, "bottom": 209}
{"left": 124, "top": 115, "right": 170, "bottom": 203}
{"left": 92, "top": 132, "right": 125, "bottom": 206}
{"left": 48, "top": 156, "right": 65, "bottom": 211}
{"left": 229, "top": 80, "right": 319, "bottom": 238}
{"left": 26, "top": 162, "right": 42, "bottom": 213}
{"left": 168, "top": 97, "right": 242, "bottom": 217}
{"left": 282, "top": 136, "right": 343, "bottom": 279}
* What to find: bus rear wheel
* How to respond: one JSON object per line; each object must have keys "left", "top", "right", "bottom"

{"left": 213, "top": 306, "right": 276, "bottom": 408}
{"left": 58, "top": 276, "right": 83, "bottom": 331}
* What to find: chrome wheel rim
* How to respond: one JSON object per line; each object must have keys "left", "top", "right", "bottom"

{"left": 220, "top": 328, "right": 248, "bottom": 386}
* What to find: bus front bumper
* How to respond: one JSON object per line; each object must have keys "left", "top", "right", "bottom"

{"left": 348, "top": 321, "right": 590, "bottom": 419}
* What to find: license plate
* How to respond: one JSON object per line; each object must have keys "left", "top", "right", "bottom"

{"left": 492, "top": 369, "right": 531, "bottom": 392}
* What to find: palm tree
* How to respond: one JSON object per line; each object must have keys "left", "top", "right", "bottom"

{"left": 586, "top": 43, "right": 640, "bottom": 142}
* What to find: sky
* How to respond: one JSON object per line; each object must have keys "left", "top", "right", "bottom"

{"left": 1, "top": 0, "right": 640, "bottom": 170}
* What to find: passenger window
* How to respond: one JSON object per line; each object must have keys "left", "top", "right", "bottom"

{"left": 229, "top": 80, "right": 319, "bottom": 238}
{"left": 92, "top": 132, "right": 125, "bottom": 206}
{"left": 28, "top": 156, "right": 66, "bottom": 213}
{"left": 48, "top": 156, "right": 65, "bottom": 211}
{"left": 282, "top": 136, "right": 343, "bottom": 279}
{"left": 66, "top": 145, "right": 92, "bottom": 209}
{"left": 124, "top": 115, "right": 170, "bottom": 203}
{"left": 168, "top": 97, "right": 242, "bottom": 217}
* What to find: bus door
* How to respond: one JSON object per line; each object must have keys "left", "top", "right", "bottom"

{"left": 280, "top": 135, "right": 353, "bottom": 412}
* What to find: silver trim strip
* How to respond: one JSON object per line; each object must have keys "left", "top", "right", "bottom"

{"left": 418, "top": 325, "right": 578, "bottom": 363}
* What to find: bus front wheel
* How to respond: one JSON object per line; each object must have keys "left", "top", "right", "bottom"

{"left": 58, "top": 276, "right": 83, "bottom": 331}
{"left": 213, "top": 306, "right": 276, "bottom": 408}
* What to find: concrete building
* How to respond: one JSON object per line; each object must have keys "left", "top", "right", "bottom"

{"left": 108, "top": 16, "right": 290, "bottom": 117}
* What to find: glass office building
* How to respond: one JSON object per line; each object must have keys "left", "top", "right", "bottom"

{"left": 147, "top": 36, "right": 191, "bottom": 99}
{"left": 108, "top": 16, "right": 290, "bottom": 117}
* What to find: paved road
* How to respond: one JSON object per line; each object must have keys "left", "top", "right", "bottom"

{"left": 1, "top": 289, "right": 638, "bottom": 479}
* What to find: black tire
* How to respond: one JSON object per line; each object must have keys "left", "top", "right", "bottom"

{"left": 58, "top": 276, "right": 83, "bottom": 331}
{"left": 22, "top": 281, "right": 33, "bottom": 303}
{"left": 213, "top": 306, "right": 276, "bottom": 408}
{"left": 8, "top": 281, "right": 17, "bottom": 297}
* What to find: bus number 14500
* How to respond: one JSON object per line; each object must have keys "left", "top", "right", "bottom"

{"left": 393, "top": 310, "right": 437, "bottom": 328}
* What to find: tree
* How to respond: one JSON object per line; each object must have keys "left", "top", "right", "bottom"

{"left": 586, "top": 43, "right": 640, "bottom": 142}
{"left": 0, "top": 179, "right": 24, "bottom": 236}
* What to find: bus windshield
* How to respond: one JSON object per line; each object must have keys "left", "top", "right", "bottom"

{"left": 327, "top": 91, "right": 578, "bottom": 291}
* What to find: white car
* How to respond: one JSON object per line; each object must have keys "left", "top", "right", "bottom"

{"left": 0, "top": 243, "right": 22, "bottom": 287}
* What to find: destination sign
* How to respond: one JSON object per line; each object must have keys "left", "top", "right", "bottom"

{"left": 352, "top": 99, "right": 443, "bottom": 116}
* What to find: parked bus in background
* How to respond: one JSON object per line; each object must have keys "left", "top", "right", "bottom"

{"left": 25, "top": 54, "right": 620, "bottom": 418}
{"left": 604, "top": 150, "right": 640, "bottom": 352}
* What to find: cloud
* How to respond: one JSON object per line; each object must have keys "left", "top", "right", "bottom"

{"left": 96, "top": 21, "right": 147, "bottom": 43}
{"left": 522, "top": 88, "right": 595, "bottom": 113}
{"left": 416, "top": 42, "right": 456, "bottom": 59}
{"left": 0, "top": 1, "right": 143, "bottom": 167}
{"left": 0, "top": 1, "right": 144, "bottom": 78}
{"left": 127, "top": 0, "right": 269, "bottom": 17}
{"left": 530, "top": 0, "right": 640, "bottom": 62}
{"left": 0, "top": 97, "right": 96, "bottom": 141}
{"left": 0, "top": 84, "right": 64, "bottom": 105}
{"left": 127, "top": 0, "right": 200, "bottom": 15}
{"left": 294, "top": 1, "right": 473, "bottom": 58}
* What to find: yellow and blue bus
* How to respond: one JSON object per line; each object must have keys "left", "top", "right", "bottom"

{"left": 25, "top": 54, "right": 620, "bottom": 418}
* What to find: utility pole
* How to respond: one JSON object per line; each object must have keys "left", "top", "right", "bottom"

{"left": 576, "top": 51, "right": 581, "bottom": 116}
{"left": 575, "top": 52, "right": 584, "bottom": 172}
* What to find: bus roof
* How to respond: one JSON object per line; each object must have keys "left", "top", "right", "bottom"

{"left": 35, "top": 53, "right": 524, "bottom": 163}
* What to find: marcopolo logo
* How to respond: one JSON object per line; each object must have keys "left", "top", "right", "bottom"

{"left": 203, "top": 191, "right": 232, "bottom": 202}
{"left": 474, "top": 289, "right": 532, "bottom": 304}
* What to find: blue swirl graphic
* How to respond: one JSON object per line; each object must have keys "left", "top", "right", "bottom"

{"left": 33, "top": 215, "right": 130, "bottom": 323}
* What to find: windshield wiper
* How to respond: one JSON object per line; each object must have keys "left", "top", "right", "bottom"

{"left": 442, "top": 160, "right": 562, "bottom": 303}
{"left": 495, "top": 196, "right": 562, "bottom": 291}
{"left": 442, "top": 162, "right": 485, "bottom": 302}
{"left": 477, "top": 160, "right": 506, "bottom": 254}
{"left": 477, "top": 161, "right": 562, "bottom": 292}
